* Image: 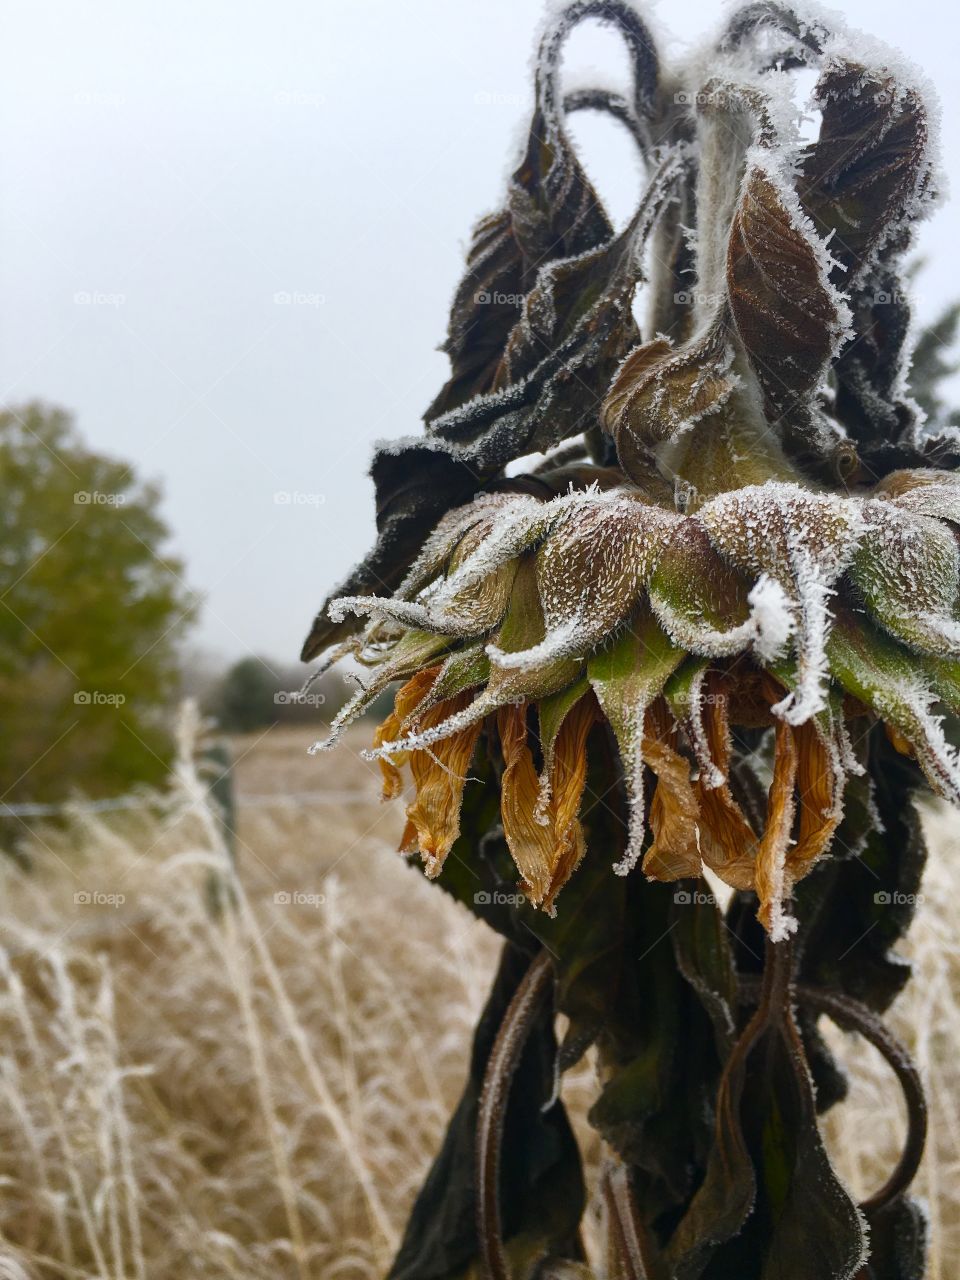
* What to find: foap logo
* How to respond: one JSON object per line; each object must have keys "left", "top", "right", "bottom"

{"left": 474, "top": 289, "right": 524, "bottom": 306}
{"left": 474, "top": 890, "right": 527, "bottom": 907}
{"left": 74, "top": 490, "right": 126, "bottom": 506}
{"left": 74, "top": 890, "right": 125, "bottom": 908}
{"left": 473, "top": 90, "right": 525, "bottom": 107}
{"left": 872, "top": 288, "right": 920, "bottom": 308}
{"left": 674, "top": 289, "right": 724, "bottom": 308}
{"left": 74, "top": 690, "right": 126, "bottom": 707}
{"left": 273, "top": 290, "right": 325, "bottom": 307}
{"left": 674, "top": 88, "right": 733, "bottom": 108}
{"left": 274, "top": 690, "right": 326, "bottom": 707}
{"left": 874, "top": 890, "right": 925, "bottom": 907}
{"left": 673, "top": 888, "right": 718, "bottom": 906}
{"left": 273, "top": 889, "right": 326, "bottom": 908}
{"left": 74, "top": 290, "right": 126, "bottom": 308}
{"left": 273, "top": 490, "right": 325, "bottom": 506}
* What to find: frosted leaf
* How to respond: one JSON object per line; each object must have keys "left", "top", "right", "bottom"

{"left": 366, "top": 558, "right": 581, "bottom": 763}
{"left": 852, "top": 501, "right": 960, "bottom": 658}
{"left": 390, "top": 493, "right": 521, "bottom": 601}
{"left": 431, "top": 495, "right": 550, "bottom": 605}
{"left": 748, "top": 575, "right": 795, "bottom": 663}
{"left": 878, "top": 469, "right": 960, "bottom": 527}
{"left": 587, "top": 611, "right": 684, "bottom": 874}
{"left": 488, "top": 492, "right": 681, "bottom": 670}
{"left": 308, "top": 631, "right": 451, "bottom": 754}
{"left": 754, "top": 720, "right": 799, "bottom": 942}
{"left": 603, "top": 322, "right": 739, "bottom": 478}
{"left": 649, "top": 519, "right": 757, "bottom": 657}
{"left": 827, "top": 608, "right": 960, "bottom": 807}
{"left": 701, "top": 483, "right": 866, "bottom": 723}
{"left": 664, "top": 659, "right": 725, "bottom": 789}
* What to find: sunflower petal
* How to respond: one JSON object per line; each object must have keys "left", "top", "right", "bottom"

{"left": 754, "top": 718, "right": 799, "bottom": 942}
{"left": 405, "top": 691, "right": 484, "bottom": 877}
{"left": 497, "top": 693, "right": 596, "bottom": 913}
{"left": 642, "top": 700, "right": 703, "bottom": 881}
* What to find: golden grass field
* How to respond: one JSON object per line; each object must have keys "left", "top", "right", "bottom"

{"left": 0, "top": 718, "right": 956, "bottom": 1278}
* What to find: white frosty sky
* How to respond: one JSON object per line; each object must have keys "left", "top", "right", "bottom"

{"left": 2, "top": 0, "right": 958, "bottom": 665}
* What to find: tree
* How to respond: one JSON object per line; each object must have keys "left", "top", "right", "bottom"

{"left": 208, "top": 655, "right": 354, "bottom": 732}
{"left": 0, "top": 402, "right": 196, "bottom": 804}
{"left": 303, "top": 5, "right": 958, "bottom": 1276}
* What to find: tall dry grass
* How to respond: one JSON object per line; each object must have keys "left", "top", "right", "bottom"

{"left": 0, "top": 715, "right": 956, "bottom": 1277}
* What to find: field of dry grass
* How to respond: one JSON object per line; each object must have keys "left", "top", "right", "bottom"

{"left": 0, "top": 717, "right": 956, "bottom": 1277}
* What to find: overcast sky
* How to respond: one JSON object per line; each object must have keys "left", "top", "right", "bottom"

{"left": 2, "top": 0, "right": 957, "bottom": 666}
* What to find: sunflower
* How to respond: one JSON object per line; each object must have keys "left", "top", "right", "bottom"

{"left": 302, "top": 0, "right": 959, "bottom": 948}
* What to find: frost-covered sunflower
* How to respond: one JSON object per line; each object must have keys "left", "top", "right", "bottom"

{"left": 303, "top": 0, "right": 960, "bottom": 946}
{"left": 302, "top": 3, "right": 960, "bottom": 1275}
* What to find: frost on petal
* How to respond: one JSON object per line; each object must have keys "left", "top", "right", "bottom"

{"left": 489, "top": 492, "right": 680, "bottom": 671}
{"left": 641, "top": 700, "right": 703, "bottom": 882}
{"left": 497, "top": 691, "right": 596, "bottom": 914}
{"left": 766, "top": 654, "right": 848, "bottom": 880}
{"left": 827, "top": 606, "right": 960, "bottom": 806}
{"left": 536, "top": 677, "right": 590, "bottom": 818}
{"left": 852, "top": 500, "right": 960, "bottom": 657}
{"left": 404, "top": 691, "right": 484, "bottom": 879}
{"left": 309, "top": 630, "right": 453, "bottom": 753}
{"left": 700, "top": 483, "right": 866, "bottom": 723}
{"left": 692, "top": 672, "right": 760, "bottom": 891}
{"left": 364, "top": 558, "right": 582, "bottom": 762}
{"left": 373, "top": 666, "right": 442, "bottom": 799}
{"left": 587, "top": 609, "right": 684, "bottom": 875}
{"left": 788, "top": 715, "right": 845, "bottom": 880}
{"left": 754, "top": 718, "right": 800, "bottom": 943}
{"left": 665, "top": 659, "right": 725, "bottom": 790}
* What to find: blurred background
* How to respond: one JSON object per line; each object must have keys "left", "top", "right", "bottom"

{"left": 0, "top": 4, "right": 958, "bottom": 1278}
{"left": 3, "top": 0, "right": 960, "bottom": 655}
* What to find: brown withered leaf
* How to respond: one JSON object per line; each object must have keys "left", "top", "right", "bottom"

{"left": 800, "top": 61, "right": 931, "bottom": 282}
{"left": 603, "top": 319, "right": 738, "bottom": 482}
{"left": 424, "top": 1, "right": 656, "bottom": 424}
{"left": 727, "top": 166, "right": 843, "bottom": 418}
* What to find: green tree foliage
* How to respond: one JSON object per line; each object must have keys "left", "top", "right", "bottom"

{"left": 0, "top": 402, "right": 196, "bottom": 804}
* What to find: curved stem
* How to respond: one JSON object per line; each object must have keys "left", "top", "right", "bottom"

{"left": 603, "top": 1164, "right": 666, "bottom": 1280}
{"left": 795, "top": 984, "right": 927, "bottom": 1213}
{"left": 563, "top": 88, "right": 646, "bottom": 149}
{"left": 538, "top": 1, "right": 659, "bottom": 136}
{"left": 738, "top": 977, "right": 927, "bottom": 1212}
{"left": 476, "top": 949, "right": 554, "bottom": 1280}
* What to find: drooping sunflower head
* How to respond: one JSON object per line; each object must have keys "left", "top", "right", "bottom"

{"left": 303, "top": 1, "right": 960, "bottom": 940}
